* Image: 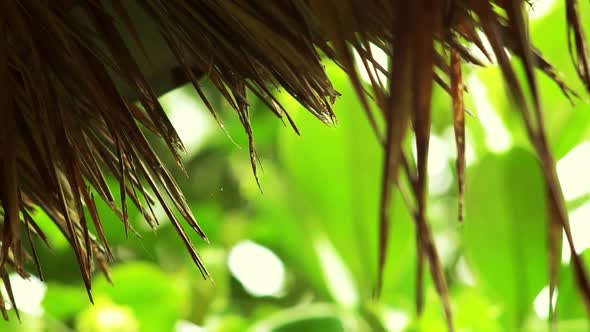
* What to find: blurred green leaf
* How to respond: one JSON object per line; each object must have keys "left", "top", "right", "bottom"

{"left": 453, "top": 287, "right": 502, "bottom": 332}
{"left": 463, "top": 148, "right": 548, "bottom": 327}
{"left": 91, "top": 262, "right": 188, "bottom": 332}
{"left": 272, "top": 317, "right": 344, "bottom": 332}
{"left": 76, "top": 298, "right": 140, "bottom": 332}
{"left": 208, "top": 314, "right": 249, "bottom": 332}
{"left": 247, "top": 303, "right": 363, "bottom": 332}
{"left": 43, "top": 282, "right": 88, "bottom": 321}
{"left": 0, "top": 312, "right": 46, "bottom": 332}
{"left": 557, "top": 249, "right": 590, "bottom": 324}
{"left": 275, "top": 63, "right": 415, "bottom": 302}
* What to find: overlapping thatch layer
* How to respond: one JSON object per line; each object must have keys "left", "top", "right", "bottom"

{"left": 1, "top": 1, "right": 589, "bottom": 329}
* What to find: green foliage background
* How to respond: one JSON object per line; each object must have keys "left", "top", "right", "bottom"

{"left": 3, "top": 2, "right": 590, "bottom": 331}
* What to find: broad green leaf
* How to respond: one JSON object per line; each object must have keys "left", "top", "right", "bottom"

{"left": 409, "top": 287, "right": 501, "bottom": 332}
{"left": 463, "top": 148, "right": 548, "bottom": 327}
{"left": 275, "top": 63, "right": 415, "bottom": 301}
{"left": 557, "top": 249, "right": 590, "bottom": 323}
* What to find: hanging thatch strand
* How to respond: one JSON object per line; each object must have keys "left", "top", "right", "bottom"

{"left": 1, "top": 0, "right": 590, "bottom": 329}
{"left": 0, "top": 0, "right": 338, "bottom": 317}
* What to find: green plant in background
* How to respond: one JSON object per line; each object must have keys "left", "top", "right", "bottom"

{"left": 3, "top": 1, "right": 590, "bottom": 331}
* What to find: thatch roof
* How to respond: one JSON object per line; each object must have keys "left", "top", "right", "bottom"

{"left": 1, "top": 0, "right": 590, "bottom": 329}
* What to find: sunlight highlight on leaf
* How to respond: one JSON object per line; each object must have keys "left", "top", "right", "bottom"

{"left": 353, "top": 43, "right": 389, "bottom": 85}
{"left": 175, "top": 320, "right": 206, "bottom": 332}
{"left": 80, "top": 300, "right": 140, "bottom": 332}
{"left": 434, "top": 232, "right": 459, "bottom": 267}
{"left": 410, "top": 134, "right": 453, "bottom": 196}
{"left": 0, "top": 274, "right": 46, "bottom": 317}
{"left": 468, "top": 75, "right": 512, "bottom": 152}
{"left": 533, "top": 285, "right": 558, "bottom": 320}
{"left": 227, "top": 241, "right": 286, "bottom": 297}
{"left": 314, "top": 237, "right": 359, "bottom": 308}
{"left": 382, "top": 309, "right": 410, "bottom": 332}
{"left": 430, "top": 136, "right": 453, "bottom": 196}
{"left": 160, "top": 86, "right": 214, "bottom": 159}
{"left": 469, "top": 31, "right": 496, "bottom": 65}
{"left": 97, "top": 306, "right": 135, "bottom": 330}
{"left": 561, "top": 202, "right": 590, "bottom": 262}
{"left": 456, "top": 257, "right": 476, "bottom": 286}
{"left": 528, "top": 0, "right": 558, "bottom": 21}
{"left": 557, "top": 142, "right": 590, "bottom": 201}
{"left": 443, "top": 127, "right": 477, "bottom": 167}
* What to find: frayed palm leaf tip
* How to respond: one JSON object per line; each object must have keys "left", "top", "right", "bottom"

{"left": 1, "top": 0, "right": 590, "bottom": 329}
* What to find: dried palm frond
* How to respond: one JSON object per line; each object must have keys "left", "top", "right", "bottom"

{"left": 1, "top": 0, "right": 590, "bottom": 330}
{"left": 1, "top": 0, "right": 337, "bottom": 316}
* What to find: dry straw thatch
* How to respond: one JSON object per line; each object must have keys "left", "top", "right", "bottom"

{"left": 1, "top": 0, "right": 589, "bottom": 329}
